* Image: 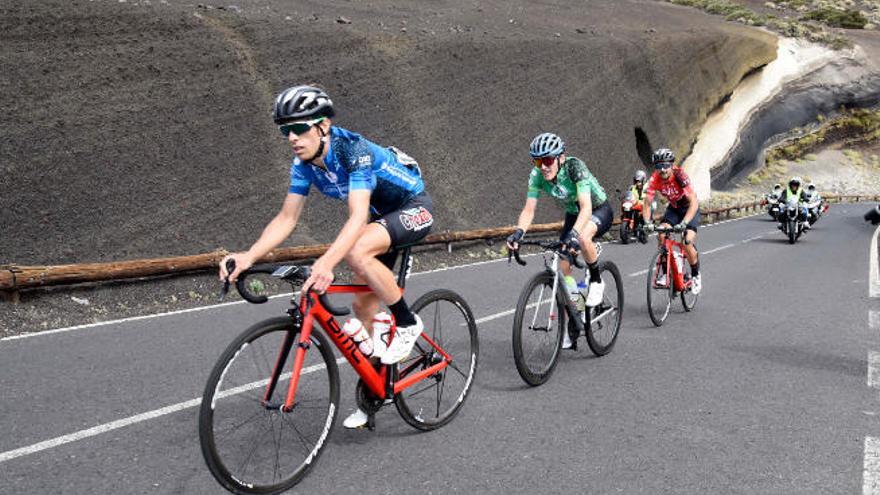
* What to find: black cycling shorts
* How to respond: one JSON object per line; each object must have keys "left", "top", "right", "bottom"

{"left": 372, "top": 192, "right": 434, "bottom": 268}
{"left": 560, "top": 200, "right": 614, "bottom": 241}
{"left": 661, "top": 205, "right": 700, "bottom": 232}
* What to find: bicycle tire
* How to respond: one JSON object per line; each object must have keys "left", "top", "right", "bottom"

{"left": 647, "top": 251, "right": 672, "bottom": 327}
{"left": 619, "top": 221, "right": 631, "bottom": 244}
{"left": 680, "top": 261, "right": 699, "bottom": 312}
{"left": 512, "top": 271, "right": 565, "bottom": 386}
{"left": 585, "top": 261, "right": 623, "bottom": 356}
{"left": 199, "top": 317, "right": 340, "bottom": 495}
{"left": 395, "top": 289, "right": 479, "bottom": 431}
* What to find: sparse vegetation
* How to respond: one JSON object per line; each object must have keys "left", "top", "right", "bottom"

{"left": 764, "top": 108, "right": 880, "bottom": 164}
{"left": 666, "top": 0, "right": 873, "bottom": 49}
{"left": 802, "top": 8, "right": 868, "bottom": 29}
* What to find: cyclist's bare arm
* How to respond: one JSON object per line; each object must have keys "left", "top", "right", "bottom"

{"left": 515, "top": 197, "right": 538, "bottom": 233}
{"left": 682, "top": 190, "right": 699, "bottom": 224}
{"left": 572, "top": 191, "right": 593, "bottom": 235}
{"left": 508, "top": 198, "right": 538, "bottom": 250}
{"left": 642, "top": 194, "right": 654, "bottom": 224}
{"left": 301, "top": 189, "right": 371, "bottom": 294}
{"left": 221, "top": 193, "right": 306, "bottom": 281}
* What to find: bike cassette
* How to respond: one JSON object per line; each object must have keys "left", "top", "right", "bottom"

{"left": 355, "top": 379, "right": 385, "bottom": 416}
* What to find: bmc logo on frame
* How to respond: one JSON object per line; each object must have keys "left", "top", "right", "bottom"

{"left": 399, "top": 207, "right": 433, "bottom": 231}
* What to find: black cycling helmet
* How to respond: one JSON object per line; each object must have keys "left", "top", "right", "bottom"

{"left": 651, "top": 148, "right": 675, "bottom": 167}
{"left": 273, "top": 85, "right": 335, "bottom": 124}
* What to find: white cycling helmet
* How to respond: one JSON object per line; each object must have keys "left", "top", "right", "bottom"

{"left": 529, "top": 132, "right": 565, "bottom": 158}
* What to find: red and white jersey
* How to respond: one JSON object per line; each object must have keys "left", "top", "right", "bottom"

{"left": 644, "top": 167, "right": 694, "bottom": 209}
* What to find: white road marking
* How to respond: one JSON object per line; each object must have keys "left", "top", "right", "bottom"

{"left": 0, "top": 294, "right": 532, "bottom": 462}
{"left": 703, "top": 243, "right": 736, "bottom": 255}
{"left": 4, "top": 211, "right": 767, "bottom": 342}
{"left": 871, "top": 224, "right": 880, "bottom": 298}
{"left": 1, "top": 292, "right": 294, "bottom": 342}
{"left": 0, "top": 358, "right": 344, "bottom": 464}
{"left": 1, "top": 254, "right": 542, "bottom": 343}
{"left": 870, "top": 351, "right": 880, "bottom": 389}
{"left": 626, "top": 230, "right": 771, "bottom": 277}
{"left": 864, "top": 437, "right": 880, "bottom": 495}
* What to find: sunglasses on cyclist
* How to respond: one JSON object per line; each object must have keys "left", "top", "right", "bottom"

{"left": 533, "top": 156, "right": 558, "bottom": 168}
{"left": 279, "top": 117, "right": 326, "bottom": 137}
{"left": 654, "top": 161, "right": 673, "bottom": 170}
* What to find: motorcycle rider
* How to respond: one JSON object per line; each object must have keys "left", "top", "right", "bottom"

{"left": 803, "top": 183, "right": 823, "bottom": 224}
{"left": 630, "top": 170, "right": 648, "bottom": 202}
{"left": 777, "top": 176, "right": 811, "bottom": 230}
{"left": 766, "top": 183, "right": 783, "bottom": 220}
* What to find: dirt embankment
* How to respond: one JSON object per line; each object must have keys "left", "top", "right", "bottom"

{"left": 1, "top": 0, "right": 776, "bottom": 267}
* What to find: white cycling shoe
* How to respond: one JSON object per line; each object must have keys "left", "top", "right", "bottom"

{"left": 380, "top": 315, "right": 423, "bottom": 364}
{"left": 371, "top": 312, "right": 393, "bottom": 360}
{"left": 690, "top": 274, "right": 702, "bottom": 295}
{"left": 656, "top": 273, "right": 668, "bottom": 287}
{"left": 586, "top": 280, "right": 605, "bottom": 307}
{"left": 343, "top": 408, "right": 369, "bottom": 429}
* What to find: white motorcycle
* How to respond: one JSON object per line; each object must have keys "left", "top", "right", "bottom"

{"left": 779, "top": 197, "right": 804, "bottom": 244}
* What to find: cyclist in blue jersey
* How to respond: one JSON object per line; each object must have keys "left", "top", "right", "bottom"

{"left": 219, "top": 85, "right": 433, "bottom": 428}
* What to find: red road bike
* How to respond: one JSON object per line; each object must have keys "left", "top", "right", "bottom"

{"left": 643, "top": 225, "right": 699, "bottom": 326}
{"left": 199, "top": 247, "right": 479, "bottom": 494}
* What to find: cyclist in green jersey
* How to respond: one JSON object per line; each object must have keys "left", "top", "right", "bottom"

{"left": 506, "top": 132, "right": 614, "bottom": 349}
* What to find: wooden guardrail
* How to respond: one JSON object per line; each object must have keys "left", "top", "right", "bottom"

{"left": 0, "top": 194, "right": 876, "bottom": 297}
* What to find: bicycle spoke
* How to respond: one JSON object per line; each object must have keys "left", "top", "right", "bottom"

{"left": 281, "top": 414, "right": 315, "bottom": 457}
{"left": 216, "top": 409, "right": 266, "bottom": 439}
{"left": 405, "top": 381, "right": 440, "bottom": 398}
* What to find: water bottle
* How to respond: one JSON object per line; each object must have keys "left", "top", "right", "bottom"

{"left": 673, "top": 250, "right": 684, "bottom": 274}
{"left": 576, "top": 279, "right": 588, "bottom": 314}
{"left": 343, "top": 318, "right": 374, "bottom": 357}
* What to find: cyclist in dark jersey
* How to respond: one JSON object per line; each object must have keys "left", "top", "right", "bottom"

{"left": 506, "top": 132, "right": 614, "bottom": 348}
{"left": 219, "top": 85, "right": 433, "bottom": 428}
{"left": 641, "top": 148, "right": 702, "bottom": 295}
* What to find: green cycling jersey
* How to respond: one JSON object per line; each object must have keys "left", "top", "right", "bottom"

{"left": 526, "top": 156, "right": 607, "bottom": 214}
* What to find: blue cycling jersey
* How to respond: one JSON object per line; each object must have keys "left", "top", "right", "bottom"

{"left": 288, "top": 126, "right": 425, "bottom": 216}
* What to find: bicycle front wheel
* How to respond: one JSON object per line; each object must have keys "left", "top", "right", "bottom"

{"left": 585, "top": 261, "right": 623, "bottom": 356}
{"left": 647, "top": 251, "right": 672, "bottom": 327}
{"left": 199, "top": 317, "right": 340, "bottom": 495}
{"left": 680, "top": 261, "right": 699, "bottom": 312}
{"left": 512, "top": 271, "right": 565, "bottom": 386}
{"left": 395, "top": 289, "right": 479, "bottom": 431}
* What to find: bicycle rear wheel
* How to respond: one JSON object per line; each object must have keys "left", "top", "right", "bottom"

{"left": 395, "top": 289, "right": 479, "bottom": 431}
{"left": 647, "top": 251, "right": 673, "bottom": 327}
{"left": 680, "top": 261, "right": 699, "bottom": 312}
{"left": 585, "top": 261, "right": 623, "bottom": 356}
{"left": 512, "top": 271, "right": 565, "bottom": 386}
{"left": 199, "top": 317, "right": 339, "bottom": 495}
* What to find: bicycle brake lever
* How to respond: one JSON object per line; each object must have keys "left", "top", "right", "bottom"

{"left": 219, "top": 258, "right": 236, "bottom": 302}
{"left": 219, "top": 278, "right": 230, "bottom": 302}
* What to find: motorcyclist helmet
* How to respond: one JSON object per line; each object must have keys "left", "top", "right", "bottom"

{"left": 633, "top": 170, "right": 647, "bottom": 184}
{"left": 788, "top": 176, "right": 802, "bottom": 190}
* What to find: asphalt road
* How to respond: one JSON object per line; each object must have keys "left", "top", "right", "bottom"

{"left": 1, "top": 205, "right": 878, "bottom": 494}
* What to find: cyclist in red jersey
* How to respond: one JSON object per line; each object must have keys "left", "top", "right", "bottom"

{"left": 641, "top": 148, "right": 702, "bottom": 295}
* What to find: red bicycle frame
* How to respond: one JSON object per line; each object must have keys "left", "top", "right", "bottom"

{"left": 272, "top": 285, "right": 452, "bottom": 413}
{"left": 654, "top": 231, "right": 692, "bottom": 292}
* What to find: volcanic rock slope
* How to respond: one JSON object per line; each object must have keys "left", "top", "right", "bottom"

{"left": 0, "top": 0, "right": 775, "bottom": 265}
